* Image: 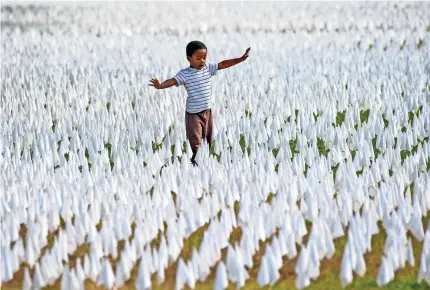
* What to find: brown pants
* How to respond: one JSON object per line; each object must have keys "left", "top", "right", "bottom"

{"left": 185, "top": 109, "right": 213, "bottom": 157}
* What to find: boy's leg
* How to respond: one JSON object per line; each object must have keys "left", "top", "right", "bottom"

{"left": 185, "top": 111, "right": 203, "bottom": 164}
{"left": 204, "top": 109, "right": 213, "bottom": 149}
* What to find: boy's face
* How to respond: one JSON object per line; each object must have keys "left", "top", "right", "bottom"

{"left": 187, "top": 49, "right": 207, "bottom": 70}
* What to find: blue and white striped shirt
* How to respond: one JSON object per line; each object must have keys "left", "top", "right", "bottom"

{"left": 173, "top": 63, "right": 218, "bottom": 113}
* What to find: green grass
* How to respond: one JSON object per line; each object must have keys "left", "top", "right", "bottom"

{"left": 4, "top": 216, "right": 428, "bottom": 290}
{"left": 104, "top": 142, "right": 114, "bottom": 169}
{"left": 417, "top": 39, "right": 423, "bottom": 49}
{"left": 51, "top": 120, "right": 57, "bottom": 133}
{"left": 332, "top": 163, "right": 340, "bottom": 180}
{"left": 239, "top": 134, "right": 246, "bottom": 154}
{"left": 313, "top": 112, "right": 320, "bottom": 122}
{"left": 401, "top": 150, "right": 411, "bottom": 163}
{"left": 209, "top": 141, "right": 221, "bottom": 161}
{"left": 372, "top": 136, "right": 381, "bottom": 159}
{"left": 360, "top": 109, "right": 370, "bottom": 125}
{"left": 289, "top": 138, "right": 300, "bottom": 159}
{"left": 416, "top": 106, "right": 423, "bottom": 117}
{"left": 272, "top": 147, "right": 280, "bottom": 158}
{"left": 382, "top": 115, "right": 389, "bottom": 128}
{"left": 408, "top": 111, "right": 415, "bottom": 125}
{"left": 13, "top": 107, "right": 430, "bottom": 290}
{"left": 399, "top": 137, "right": 429, "bottom": 165}
{"left": 317, "top": 138, "right": 329, "bottom": 158}
{"left": 335, "top": 110, "right": 346, "bottom": 126}
{"left": 304, "top": 163, "right": 310, "bottom": 176}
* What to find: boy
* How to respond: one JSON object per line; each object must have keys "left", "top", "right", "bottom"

{"left": 149, "top": 41, "right": 251, "bottom": 166}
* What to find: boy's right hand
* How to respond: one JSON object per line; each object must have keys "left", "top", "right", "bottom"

{"left": 149, "top": 78, "right": 177, "bottom": 89}
{"left": 149, "top": 78, "right": 162, "bottom": 89}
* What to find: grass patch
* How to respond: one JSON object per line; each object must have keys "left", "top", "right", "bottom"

{"left": 401, "top": 150, "right": 411, "bottom": 163}
{"left": 51, "top": 120, "right": 57, "bottom": 133}
{"left": 304, "top": 163, "right": 310, "bottom": 176}
{"left": 209, "top": 141, "right": 221, "bottom": 162}
{"left": 372, "top": 136, "right": 381, "bottom": 159}
{"left": 408, "top": 111, "right": 415, "bottom": 125}
{"left": 335, "top": 110, "right": 346, "bottom": 126}
{"left": 289, "top": 138, "right": 300, "bottom": 158}
{"left": 245, "top": 109, "right": 252, "bottom": 118}
{"left": 382, "top": 115, "right": 389, "bottom": 128}
{"left": 152, "top": 141, "right": 163, "bottom": 152}
{"left": 332, "top": 163, "right": 340, "bottom": 180}
{"left": 416, "top": 106, "right": 423, "bottom": 117}
{"left": 239, "top": 134, "right": 246, "bottom": 154}
{"left": 266, "top": 192, "right": 275, "bottom": 204}
{"left": 313, "top": 112, "right": 320, "bottom": 122}
{"left": 360, "top": 109, "right": 370, "bottom": 125}
{"left": 3, "top": 216, "right": 429, "bottom": 290}
{"left": 417, "top": 39, "right": 423, "bottom": 49}
{"left": 171, "top": 191, "right": 177, "bottom": 205}
{"left": 317, "top": 138, "right": 330, "bottom": 157}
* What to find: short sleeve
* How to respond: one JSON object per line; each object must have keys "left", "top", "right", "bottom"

{"left": 173, "top": 70, "right": 186, "bottom": 86}
{"left": 208, "top": 63, "right": 218, "bottom": 76}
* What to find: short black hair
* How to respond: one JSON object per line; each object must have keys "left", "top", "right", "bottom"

{"left": 186, "top": 41, "right": 207, "bottom": 57}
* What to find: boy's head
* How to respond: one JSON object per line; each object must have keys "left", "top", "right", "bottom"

{"left": 186, "top": 41, "right": 207, "bottom": 70}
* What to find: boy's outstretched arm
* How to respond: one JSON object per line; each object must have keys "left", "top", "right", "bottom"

{"left": 218, "top": 47, "right": 251, "bottom": 70}
{"left": 149, "top": 78, "right": 177, "bottom": 89}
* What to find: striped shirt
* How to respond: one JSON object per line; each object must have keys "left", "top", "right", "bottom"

{"left": 173, "top": 63, "right": 218, "bottom": 113}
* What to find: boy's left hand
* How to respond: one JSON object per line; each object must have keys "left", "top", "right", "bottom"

{"left": 149, "top": 78, "right": 162, "bottom": 89}
{"left": 241, "top": 47, "right": 251, "bottom": 61}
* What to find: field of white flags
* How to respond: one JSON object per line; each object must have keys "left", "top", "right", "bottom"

{"left": 1, "top": 2, "right": 430, "bottom": 289}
